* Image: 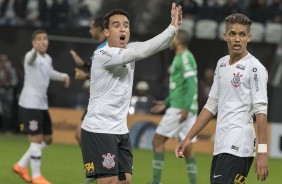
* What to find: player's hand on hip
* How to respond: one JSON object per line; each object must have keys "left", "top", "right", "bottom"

{"left": 150, "top": 101, "right": 166, "bottom": 113}
{"left": 63, "top": 74, "right": 70, "bottom": 88}
{"left": 255, "top": 153, "right": 269, "bottom": 181}
{"left": 178, "top": 110, "right": 188, "bottom": 123}
{"left": 70, "top": 49, "right": 85, "bottom": 66}
{"left": 170, "top": 3, "right": 182, "bottom": 29}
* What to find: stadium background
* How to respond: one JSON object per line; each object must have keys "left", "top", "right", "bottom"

{"left": 1, "top": 0, "right": 282, "bottom": 183}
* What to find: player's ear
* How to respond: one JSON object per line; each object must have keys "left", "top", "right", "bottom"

{"left": 104, "top": 29, "right": 110, "bottom": 37}
{"left": 247, "top": 33, "right": 251, "bottom": 43}
{"left": 223, "top": 33, "right": 227, "bottom": 41}
{"left": 31, "top": 40, "right": 35, "bottom": 47}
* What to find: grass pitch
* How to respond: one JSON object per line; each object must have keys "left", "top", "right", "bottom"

{"left": 0, "top": 133, "right": 280, "bottom": 184}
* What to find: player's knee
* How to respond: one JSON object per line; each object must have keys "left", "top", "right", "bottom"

{"left": 44, "top": 137, "right": 52, "bottom": 145}
{"left": 118, "top": 173, "right": 131, "bottom": 184}
{"left": 152, "top": 135, "right": 165, "bottom": 150}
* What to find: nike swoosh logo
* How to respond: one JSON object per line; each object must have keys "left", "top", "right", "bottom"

{"left": 213, "top": 175, "right": 222, "bottom": 178}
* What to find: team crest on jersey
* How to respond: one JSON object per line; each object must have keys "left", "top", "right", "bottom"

{"left": 29, "top": 120, "right": 39, "bottom": 131}
{"left": 102, "top": 153, "right": 115, "bottom": 169}
{"left": 231, "top": 72, "right": 243, "bottom": 88}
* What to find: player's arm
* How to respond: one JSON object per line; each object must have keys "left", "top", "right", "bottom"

{"left": 251, "top": 65, "right": 269, "bottom": 181}
{"left": 176, "top": 62, "right": 219, "bottom": 158}
{"left": 50, "top": 69, "right": 70, "bottom": 88}
{"left": 181, "top": 73, "right": 197, "bottom": 122}
{"left": 74, "top": 68, "right": 90, "bottom": 80}
{"left": 255, "top": 112, "right": 268, "bottom": 181}
{"left": 121, "top": 3, "right": 182, "bottom": 64}
{"left": 175, "top": 106, "right": 215, "bottom": 158}
{"left": 70, "top": 50, "right": 86, "bottom": 67}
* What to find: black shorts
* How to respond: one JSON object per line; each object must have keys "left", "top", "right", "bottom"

{"left": 18, "top": 106, "right": 52, "bottom": 135}
{"left": 81, "top": 129, "right": 133, "bottom": 180}
{"left": 210, "top": 153, "right": 254, "bottom": 184}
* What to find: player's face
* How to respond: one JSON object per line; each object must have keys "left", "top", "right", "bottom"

{"left": 89, "top": 23, "right": 100, "bottom": 40}
{"left": 224, "top": 23, "right": 251, "bottom": 57}
{"left": 32, "top": 33, "right": 49, "bottom": 55}
{"left": 104, "top": 14, "right": 130, "bottom": 48}
{"left": 170, "top": 37, "right": 178, "bottom": 51}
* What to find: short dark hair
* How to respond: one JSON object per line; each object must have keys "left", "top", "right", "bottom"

{"left": 103, "top": 9, "right": 130, "bottom": 29}
{"left": 225, "top": 13, "right": 252, "bottom": 32}
{"left": 176, "top": 29, "right": 191, "bottom": 46}
{"left": 92, "top": 16, "right": 104, "bottom": 29}
{"left": 31, "top": 29, "right": 47, "bottom": 40}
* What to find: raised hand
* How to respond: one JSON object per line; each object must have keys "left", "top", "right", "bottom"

{"left": 170, "top": 3, "right": 183, "bottom": 29}
{"left": 70, "top": 50, "right": 85, "bottom": 66}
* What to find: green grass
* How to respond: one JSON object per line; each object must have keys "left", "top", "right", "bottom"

{"left": 0, "top": 133, "right": 281, "bottom": 184}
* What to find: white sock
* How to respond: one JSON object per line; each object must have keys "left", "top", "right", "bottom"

{"left": 30, "top": 143, "right": 42, "bottom": 178}
{"left": 18, "top": 144, "right": 32, "bottom": 168}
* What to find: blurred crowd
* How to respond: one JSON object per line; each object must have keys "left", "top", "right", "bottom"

{"left": 0, "top": 0, "right": 281, "bottom": 132}
{"left": 0, "top": 0, "right": 281, "bottom": 30}
{"left": 0, "top": 53, "right": 21, "bottom": 133}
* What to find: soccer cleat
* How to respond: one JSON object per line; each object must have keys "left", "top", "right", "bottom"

{"left": 31, "top": 176, "right": 52, "bottom": 184}
{"left": 13, "top": 163, "right": 31, "bottom": 183}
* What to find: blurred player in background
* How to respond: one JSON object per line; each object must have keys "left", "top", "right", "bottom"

{"left": 175, "top": 13, "right": 269, "bottom": 184}
{"left": 70, "top": 16, "right": 107, "bottom": 144}
{"left": 13, "top": 29, "right": 70, "bottom": 184}
{"left": 80, "top": 3, "right": 182, "bottom": 184}
{"left": 150, "top": 29, "right": 198, "bottom": 184}
{"left": 70, "top": 16, "right": 107, "bottom": 184}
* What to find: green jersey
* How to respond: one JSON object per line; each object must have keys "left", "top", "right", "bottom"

{"left": 164, "top": 50, "right": 198, "bottom": 114}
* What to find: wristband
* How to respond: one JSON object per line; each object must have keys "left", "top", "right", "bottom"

{"left": 258, "top": 144, "right": 267, "bottom": 153}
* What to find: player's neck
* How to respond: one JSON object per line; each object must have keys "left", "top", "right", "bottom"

{"left": 175, "top": 46, "right": 187, "bottom": 55}
{"left": 98, "top": 35, "right": 106, "bottom": 43}
{"left": 229, "top": 51, "right": 248, "bottom": 65}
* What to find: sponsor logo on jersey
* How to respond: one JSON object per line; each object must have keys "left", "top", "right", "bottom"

{"left": 231, "top": 72, "right": 243, "bottom": 88}
{"left": 231, "top": 145, "right": 239, "bottom": 151}
{"left": 233, "top": 174, "right": 247, "bottom": 184}
{"left": 102, "top": 153, "right": 116, "bottom": 169}
{"left": 84, "top": 162, "right": 94, "bottom": 174}
{"left": 100, "top": 50, "right": 113, "bottom": 57}
{"left": 29, "top": 120, "right": 38, "bottom": 131}
{"left": 236, "top": 64, "right": 246, "bottom": 70}
{"left": 220, "top": 63, "right": 226, "bottom": 67}
{"left": 253, "top": 68, "right": 259, "bottom": 92}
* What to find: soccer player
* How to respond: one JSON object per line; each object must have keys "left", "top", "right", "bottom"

{"left": 70, "top": 16, "right": 107, "bottom": 144}
{"left": 150, "top": 29, "right": 198, "bottom": 184}
{"left": 175, "top": 13, "right": 269, "bottom": 184}
{"left": 13, "top": 29, "right": 70, "bottom": 184}
{"left": 80, "top": 3, "right": 182, "bottom": 184}
{"left": 70, "top": 16, "right": 107, "bottom": 184}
